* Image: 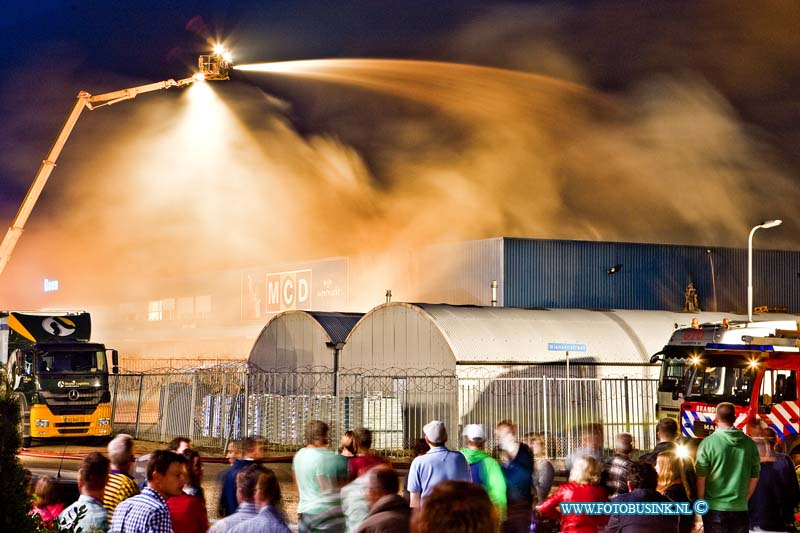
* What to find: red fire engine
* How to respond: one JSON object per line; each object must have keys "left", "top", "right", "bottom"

{"left": 676, "top": 329, "right": 800, "bottom": 452}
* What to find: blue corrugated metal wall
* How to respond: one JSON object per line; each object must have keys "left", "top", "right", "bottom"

{"left": 503, "top": 238, "right": 800, "bottom": 312}
{"left": 710, "top": 248, "right": 800, "bottom": 313}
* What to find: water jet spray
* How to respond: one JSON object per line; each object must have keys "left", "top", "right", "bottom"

{"left": 0, "top": 49, "right": 232, "bottom": 280}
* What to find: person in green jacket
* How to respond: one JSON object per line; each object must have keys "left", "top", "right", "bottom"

{"left": 460, "top": 424, "right": 507, "bottom": 520}
{"left": 695, "top": 402, "right": 760, "bottom": 532}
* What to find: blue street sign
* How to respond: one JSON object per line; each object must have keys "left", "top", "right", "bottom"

{"left": 547, "top": 342, "right": 587, "bottom": 352}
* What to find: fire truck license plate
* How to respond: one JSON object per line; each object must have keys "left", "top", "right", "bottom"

{"left": 693, "top": 420, "right": 716, "bottom": 436}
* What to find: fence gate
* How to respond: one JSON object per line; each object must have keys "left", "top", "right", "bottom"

{"left": 458, "top": 374, "right": 658, "bottom": 459}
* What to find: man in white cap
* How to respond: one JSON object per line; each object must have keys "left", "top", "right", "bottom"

{"left": 460, "top": 424, "right": 507, "bottom": 520}
{"left": 407, "top": 420, "right": 471, "bottom": 508}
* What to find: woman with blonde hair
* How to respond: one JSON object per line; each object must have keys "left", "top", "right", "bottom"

{"left": 339, "top": 430, "right": 357, "bottom": 457}
{"left": 536, "top": 455, "right": 608, "bottom": 532}
{"left": 655, "top": 453, "right": 693, "bottom": 533}
{"left": 524, "top": 432, "right": 554, "bottom": 505}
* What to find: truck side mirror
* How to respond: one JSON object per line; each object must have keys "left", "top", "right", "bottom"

{"left": 660, "top": 377, "right": 678, "bottom": 392}
{"left": 14, "top": 351, "right": 23, "bottom": 375}
{"left": 758, "top": 393, "right": 773, "bottom": 414}
{"left": 108, "top": 349, "right": 119, "bottom": 374}
{"left": 672, "top": 387, "right": 684, "bottom": 401}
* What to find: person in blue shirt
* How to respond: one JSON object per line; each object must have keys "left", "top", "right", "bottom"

{"left": 133, "top": 436, "right": 191, "bottom": 489}
{"left": 219, "top": 437, "right": 264, "bottom": 518}
{"left": 111, "top": 450, "right": 188, "bottom": 533}
{"left": 748, "top": 436, "right": 800, "bottom": 532}
{"left": 407, "top": 420, "right": 471, "bottom": 508}
{"left": 606, "top": 461, "right": 678, "bottom": 533}
{"left": 495, "top": 420, "right": 533, "bottom": 533}
{"left": 229, "top": 467, "right": 291, "bottom": 533}
{"left": 211, "top": 464, "right": 267, "bottom": 533}
{"left": 59, "top": 452, "right": 110, "bottom": 532}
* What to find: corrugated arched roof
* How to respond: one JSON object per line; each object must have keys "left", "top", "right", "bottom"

{"left": 305, "top": 311, "right": 364, "bottom": 345}
{"left": 342, "top": 303, "right": 792, "bottom": 369}
{"left": 248, "top": 310, "right": 364, "bottom": 369}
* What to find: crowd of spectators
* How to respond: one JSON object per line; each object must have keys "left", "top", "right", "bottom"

{"left": 24, "top": 405, "right": 800, "bottom": 532}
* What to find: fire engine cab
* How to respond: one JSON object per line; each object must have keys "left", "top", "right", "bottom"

{"left": 676, "top": 329, "right": 800, "bottom": 453}
{"left": 651, "top": 318, "right": 798, "bottom": 422}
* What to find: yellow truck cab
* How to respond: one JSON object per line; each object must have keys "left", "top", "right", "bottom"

{"left": 1, "top": 311, "right": 118, "bottom": 447}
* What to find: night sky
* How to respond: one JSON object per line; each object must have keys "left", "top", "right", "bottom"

{"left": 4, "top": 1, "right": 800, "bottom": 190}
{"left": 2, "top": 0, "right": 800, "bottom": 298}
{"left": 0, "top": 1, "right": 482, "bottom": 214}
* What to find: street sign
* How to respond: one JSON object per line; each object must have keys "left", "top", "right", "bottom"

{"left": 547, "top": 342, "right": 587, "bottom": 352}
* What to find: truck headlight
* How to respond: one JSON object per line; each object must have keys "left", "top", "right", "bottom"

{"left": 35, "top": 419, "right": 50, "bottom": 428}
{"left": 98, "top": 418, "right": 111, "bottom": 426}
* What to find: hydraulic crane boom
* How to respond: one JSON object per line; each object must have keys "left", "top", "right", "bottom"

{"left": 0, "top": 50, "right": 230, "bottom": 279}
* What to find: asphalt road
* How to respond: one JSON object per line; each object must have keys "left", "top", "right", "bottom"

{"left": 18, "top": 439, "right": 419, "bottom": 524}
{"left": 19, "top": 441, "right": 298, "bottom": 521}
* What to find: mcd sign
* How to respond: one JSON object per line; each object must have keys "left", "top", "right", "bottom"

{"left": 267, "top": 270, "right": 312, "bottom": 312}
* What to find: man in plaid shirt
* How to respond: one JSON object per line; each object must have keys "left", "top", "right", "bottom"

{"left": 58, "top": 452, "right": 111, "bottom": 532}
{"left": 604, "top": 433, "right": 634, "bottom": 499}
{"left": 111, "top": 450, "right": 188, "bottom": 533}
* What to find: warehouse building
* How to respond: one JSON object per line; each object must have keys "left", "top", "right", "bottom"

{"left": 70, "top": 236, "right": 800, "bottom": 361}
{"left": 412, "top": 237, "right": 800, "bottom": 312}
{"left": 245, "top": 302, "right": 798, "bottom": 450}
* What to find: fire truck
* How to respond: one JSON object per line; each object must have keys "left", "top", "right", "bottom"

{"left": 1, "top": 311, "right": 118, "bottom": 447}
{"left": 670, "top": 326, "right": 800, "bottom": 452}
{"left": 651, "top": 317, "right": 798, "bottom": 423}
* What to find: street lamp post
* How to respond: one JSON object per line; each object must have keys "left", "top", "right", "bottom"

{"left": 747, "top": 219, "right": 782, "bottom": 322}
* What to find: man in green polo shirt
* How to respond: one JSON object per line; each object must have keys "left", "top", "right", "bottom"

{"left": 293, "top": 420, "right": 348, "bottom": 532}
{"left": 695, "top": 402, "right": 760, "bottom": 533}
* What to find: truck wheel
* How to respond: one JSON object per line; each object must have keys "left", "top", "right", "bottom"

{"left": 16, "top": 395, "right": 31, "bottom": 448}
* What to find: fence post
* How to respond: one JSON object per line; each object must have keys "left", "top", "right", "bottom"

{"left": 242, "top": 370, "right": 249, "bottom": 439}
{"left": 134, "top": 374, "right": 144, "bottom": 439}
{"left": 624, "top": 376, "right": 631, "bottom": 433}
{"left": 542, "top": 375, "right": 548, "bottom": 447}
{"left": 334, "top": 371, "right": 340, "bottom": 445}
{"left": 221, "top": 373, "right": 229, "bottom": 449}
{"left": 330, "top": 344, "right": 343, "bottom": 444}
{"left": 566, "top": 352, "right": 572, "bottom": 456}
{"left": 189, "top": 372, "right": 198, "bottom": 440}
{"left": 110, "top": 373, "right": 119, "bottom": 432}
{"left": 160, "top": 375, "right": 171, "bottom": 443}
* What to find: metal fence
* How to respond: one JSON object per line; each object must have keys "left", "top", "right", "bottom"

{"left": 110, "top": 364, "right": 658, "bottom": 459}
{"left": 459, "top": 374, "right": 658, "bottom": 457}
{"left": 119, "top": 357, "right": 244, "bottom": 373}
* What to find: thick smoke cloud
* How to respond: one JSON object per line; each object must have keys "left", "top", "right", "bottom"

{"left": 1, "top": 1, "right": 799, "bottom": 356}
